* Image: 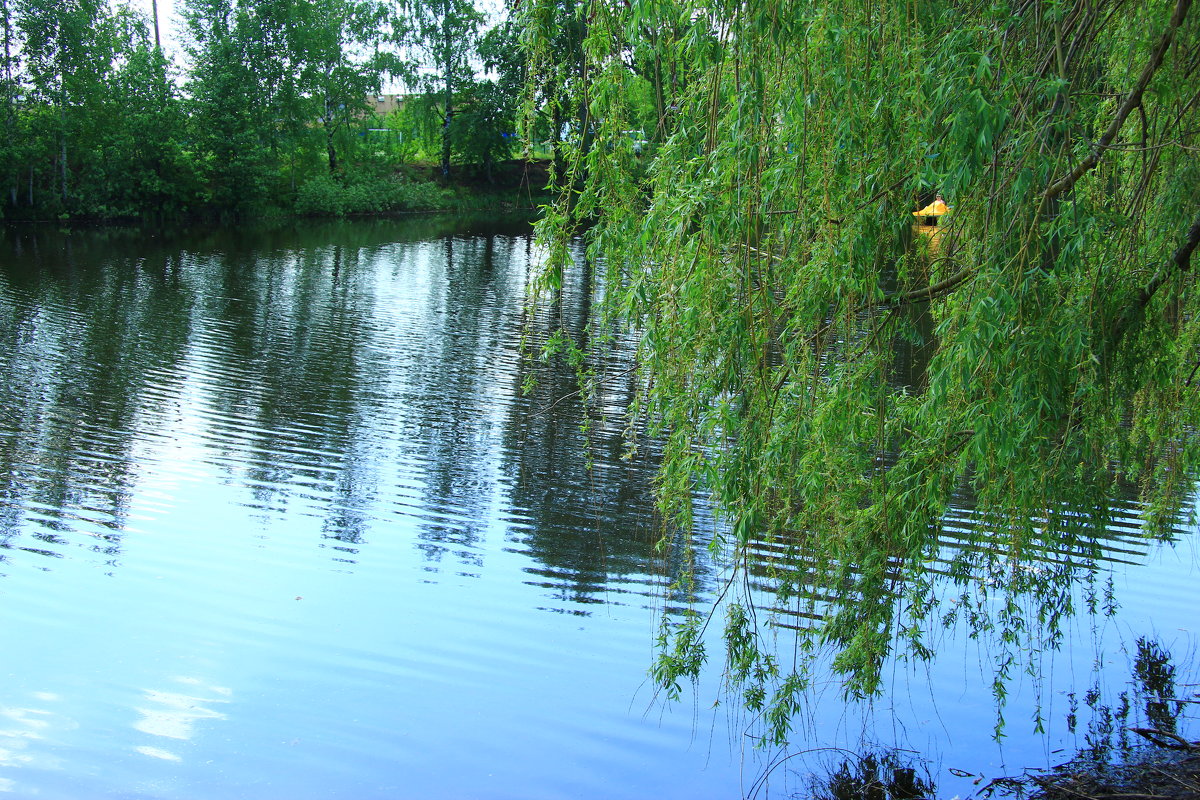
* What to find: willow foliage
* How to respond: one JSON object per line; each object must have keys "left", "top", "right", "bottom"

{"left": 523, "top": 0, "right": 1200, "bottom": 741}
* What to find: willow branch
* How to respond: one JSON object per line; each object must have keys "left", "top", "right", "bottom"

{"left": 1133, "top": 214, "right": 1200, "bottom": 303}
{"left": 1110, "top": 213, "right": 1200, "bottom": 350}
{"left": 1043, "top": 0, "right": 1192, "bottom": 201}
{"left": 766, "top": 178, "right": 907, "bottom": 221}
{"left": 883, "top": 262, "right": 975, "bottom": 305}
{"left": 532, "top": 362, "right": 640, "bottom": 417}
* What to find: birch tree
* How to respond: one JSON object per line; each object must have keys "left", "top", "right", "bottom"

{"left": 15, "top": 0, "right": 112, "bottom": 205}
{"left": 413, "top": 0, "right": 483, "bottom": 177}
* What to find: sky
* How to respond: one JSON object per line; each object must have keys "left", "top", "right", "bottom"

{"left": 131, "top": 0, "right": 183, "bottom": 56}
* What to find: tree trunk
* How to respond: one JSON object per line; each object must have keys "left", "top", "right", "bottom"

{"left": 440, "top": 5, "right": 453, "bottom": 179}
{"left": 322, "top": 65, "right": 339, "bottom": 175}
{"left": 441, "top": 85, "right": 452, "bottom": 177}
{"left": 570, "top": 20, "right": 593, "bottom": 215}
{"left": 2, "top": 0, "right": 12, "bottom": 208}
{"left": 651, "top": 33, "right": 667, "bottom": 141}
{"left": 59, "top": 100, "right": 67, "bottom": 205}
{"left": 326, "top": 124, "right": 338, "bottom": 174}
{"left": 550, "top": 100, "right": 564, "bottom": 189}
{"left": 57, "top": 36, "right": 68, "bottom": 205}
{"left": 325, "top": 96, "right": 339, "bottom": 175}
{"left": 151, "top": 0, "right": 161, "bottom": 52}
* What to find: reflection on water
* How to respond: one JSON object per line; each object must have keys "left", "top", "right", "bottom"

{"left": 133, "top": 679, "right": 231, "bottom": 750}
{"left": 0, "top": 694, "right": 71, "bottom": 780}
{"left": 0, "top": 216, "right": 695, "bottom": 799}
{"left": 979, "top": 636, "right": 1199, "bottom": 798}
{"left": 135, "top": 745, "right": 183, "bottom": 762}
{"left": 807, "top": 749, "right": 935, "bottom": 800}
{"left": 0, "top": 217, "right": 1194, "bottom": 799}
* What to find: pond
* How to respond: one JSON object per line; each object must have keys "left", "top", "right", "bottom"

{"left": 0, "top": 216, "right": 1195, "bottom": 799}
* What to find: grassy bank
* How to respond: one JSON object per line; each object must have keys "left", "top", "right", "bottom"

{"left": 0, "top": 160, "right": 555, "bottom": 224}
{"left": 293, "top": 159, "right": 553, "bottom": 218}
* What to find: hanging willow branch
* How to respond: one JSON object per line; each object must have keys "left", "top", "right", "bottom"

{"left": 523, "top": 0, "right": 1200, "bottom": 744}
{"left": 1044, "top": 0, "right": 1192, "bottom": 201}
{"left": 1109, "top": 213, "right": 1200, "bottom": 352}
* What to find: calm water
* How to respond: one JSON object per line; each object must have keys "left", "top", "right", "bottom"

{"left": 0, "top": 217, "right": 1195, "bottom": 799}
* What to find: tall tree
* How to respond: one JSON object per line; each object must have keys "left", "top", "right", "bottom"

{"left": 182, "top": 0, "right": 299, "bottom": 211}
{"left": 182, "top": 0, "right": 257, "bottom": 210}
{"left": 0, "top": 0, "right": 19, "bottom": 208}
{"left": 521, "top": 0, "right": 589, "bottom": 188}
{"left": 413, "top": 0, "right": 483, "bottom": 177}
{"left": 89, "top": 6, "right": 197, "bottom": 216}
{"left": 526, "top": 0, "right": 1200, "bottom": 743}
{"left": 184, "top": 0, "right": 409, "bottom": 207}
{"left": 15, "top": 0, "right": 113, "bottom": 206}
{"left": 447, "top": 19, "right": 523, "bottom": 181}
{"left": 298, "top": 0, "right": 407, "bottom": 174}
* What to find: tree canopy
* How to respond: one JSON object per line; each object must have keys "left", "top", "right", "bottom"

{"left": 523, "top": 0, "right": 1200, "bottom": 741}
{"left": 0, "top": 0, "right": 522, "bottom": 219}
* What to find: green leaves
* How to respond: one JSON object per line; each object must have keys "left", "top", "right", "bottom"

{"left": 526, "top": 0, "right": 1200, "bottom": 747}
{"left": 651, "top": 611, "right": 707, "bottom": 702}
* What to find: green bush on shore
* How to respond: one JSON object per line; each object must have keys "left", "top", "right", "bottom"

{"left": 294, "top": 171, "right": 455, "bottom": 216}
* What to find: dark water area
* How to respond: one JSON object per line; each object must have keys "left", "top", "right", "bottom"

{"left": 0, "top": 216, "right": 1195, "bottom": 799}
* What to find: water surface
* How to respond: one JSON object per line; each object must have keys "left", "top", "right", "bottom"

{"left": 0, "top": 217, "right": 1195, "bottom": 799}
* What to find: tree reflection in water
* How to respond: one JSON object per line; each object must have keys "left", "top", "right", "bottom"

{"left": 743, "top": 637, "right": 1197, "bottom": 799}
{"left": 797, "top": 749, "right": 935, "bottom": 800}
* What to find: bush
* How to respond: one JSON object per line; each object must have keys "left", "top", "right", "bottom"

{"left": 294, "top": 171, "right": 454, "bottom": 216}
{"left": 294, "top": 174, "right": 345, "bottom": 216}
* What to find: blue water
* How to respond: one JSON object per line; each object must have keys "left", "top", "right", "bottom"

{"left": 0, "top": 217, "right": 1195, "bottom": 799}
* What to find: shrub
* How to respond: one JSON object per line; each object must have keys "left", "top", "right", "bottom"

{"left": 294, "top": 174, "right": 346, "bottom": 216}
{"left": 294, "top": 171, "right": 454, "bottom": 216}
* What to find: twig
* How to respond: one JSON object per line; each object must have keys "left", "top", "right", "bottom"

{"left": 745, "top": 746, "right": 862, "bottom": 800}
{"left": 1130, "top": 726, "right": 1199, "bottom": 750}
{"left": 531, "top": 362, "right": 640, "bottom": 417}
{"left": 1036, "top": 776, "right": 1102, "bottom": 799}
{"left": 1044, "top": 0, "right": 1192, "bottom": 201}
{"left": 1147, "top": 763, "right": 1200, "bottom": 792}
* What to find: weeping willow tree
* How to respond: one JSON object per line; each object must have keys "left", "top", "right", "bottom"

{"left": 522, "top": 0, "right": 1200, "bottom": 742}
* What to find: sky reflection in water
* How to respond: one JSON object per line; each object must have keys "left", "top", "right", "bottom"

{"left": 0, "top": 216, "right": 1194, "bottom": 799}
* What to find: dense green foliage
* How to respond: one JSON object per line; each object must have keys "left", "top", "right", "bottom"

{"left": 524, "top": 0, "right": 1200, "bottom": 741}
{"left": 0, "top": 0, "right": 527, "bottom": 219}
{"left": 292, "top": 168, "right": 453, "bottom": 215}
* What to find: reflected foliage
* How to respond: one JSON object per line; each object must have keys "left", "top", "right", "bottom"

{"left": 0, "top": 226, "right": 195, "bottom": 563}
{"left": 809, "top": 750, "right": 935, "bottom": 800}
{"left": 988, "top": 637, "right": 1198, "bottom": 799}
{"left": 0, "top": 218, "right": 536, "bottom": 570}
{"left": 0, "top": 216, "right": 1195, "bottom": 797}
{"left": 506, "top": 243, "right": 673, "bottom": 605}
{"left": 0, "top": 217, "right": 684, "bottom": 611}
